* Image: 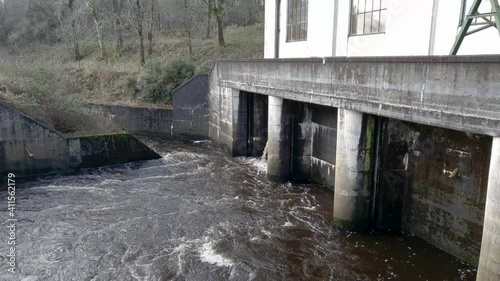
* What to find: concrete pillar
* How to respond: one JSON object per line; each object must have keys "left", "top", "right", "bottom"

{"left": 267, "top": 96, "right": 292, "bottom": 182}
{"left": 334, "top": 109, "right": 376, "bottom": 231}
{"left": 477, "top": 137, "right": 500, "bottom": 281}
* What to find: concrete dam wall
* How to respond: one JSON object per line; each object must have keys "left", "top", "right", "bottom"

{"left": 207, "top": 56, "right": 500, "bottom": 279}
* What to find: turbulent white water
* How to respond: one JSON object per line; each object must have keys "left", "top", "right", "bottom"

{"left": 0, "top": 139, "right": 476, "bottom": 281}
{"left": 262, "top": 141, "right": 269, "bottom": 160}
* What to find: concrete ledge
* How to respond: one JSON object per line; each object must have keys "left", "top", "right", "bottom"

{"left": 212, "top": 56, "right": 500, "bottom": 136}
{"left": 218, "top": 55, "right": 500, "bottom": 64}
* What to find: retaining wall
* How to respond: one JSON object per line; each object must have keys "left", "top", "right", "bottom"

{"left": 0, "top": 102, "right": 160, "bottom": 177}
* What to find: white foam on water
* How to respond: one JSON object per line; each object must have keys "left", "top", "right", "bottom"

{"left": 250, "top": 237, "right": 261, "bottom": 242}
{"left": 237, "top": 157, "right": 268, "bottom": 175}
{"left": 193, "top": 140, "right": 211, "bottom": 144}
{"left": 31, "top": 185, "right": 98, "bottom": 191}
{"left": 283, "top": 222, "right": 295, "bottom": 227}
{"left": 98, "top": 179, "right": 123, "bottom": 185}
{"left": 302, "top": 206, "right": 318, "bottom": 211}
{"left": 171, "top": 243, "right": 191, "bottom": 276}
{"left": 132, "top": 169, "right": 206, "bottom": 182}
{"left": 261, "top": 229, "right": 272, "bottom": 237}
{"left": 20, "top": 276, "right": 39, "bottom": 281}
{"left": 199, "top": 242, "right": 235, "bottom": 267}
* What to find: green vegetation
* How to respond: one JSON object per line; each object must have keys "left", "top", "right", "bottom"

{"left": 0, "top": 24, "right": 264, "bottom": 135}
{"left": 139, "top": 59, "right": 196, "bottom": 104}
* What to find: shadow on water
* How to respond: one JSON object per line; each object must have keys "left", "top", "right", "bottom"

{"left": 0, "top": 138, "right": 476, "bottom": 280}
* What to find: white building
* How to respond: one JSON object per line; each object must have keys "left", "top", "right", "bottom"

{"left": 264, "top": 0, "right": 500, "bottom": 58}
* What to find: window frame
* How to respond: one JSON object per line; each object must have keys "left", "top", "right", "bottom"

{"left": 349, "top": 0, "right": 387, "bottom": 36}
{"left": 286, "top": 0, "right": 309, "bottom": 42}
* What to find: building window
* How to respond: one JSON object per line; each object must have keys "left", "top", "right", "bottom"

{"left": 459, "top": 0, "right": 494, "bottom": 27}
{"left": 287, "top": 0, "right": 308, "bottom": 42}
{"left": 350, "top": 0, "right": 387, "bottom": 36}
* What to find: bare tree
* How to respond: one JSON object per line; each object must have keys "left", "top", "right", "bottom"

{"left": 112, "top": 0, "right": 123, "bottom": 55}
{"left": 201, "top": 0, "right": 212, "bottom": 39}
{"left": 0, "top": 0, "right": 9, "bottom": 43}
{"left": 86, "top": 0, "right": 106, "bottom": 58}
{"left": 57, "top": 0, "right": 68, "bottom": 44}
{"left": 147, "top": 0, "right": 154, "bottom": 56}
{"left": 181, "top": 0, "right": 193, "bottom": 55}
{"left": 0, "top": 0, "right": 265, "bottom": 58}
{"left": 213, "top": 0, "right": 224, "bottom": 46}
{"left": 67, "top": 0, "right": 82, "bottom": 60}
{"left": 129, "top": 0, "right": 145, "bottom": 66}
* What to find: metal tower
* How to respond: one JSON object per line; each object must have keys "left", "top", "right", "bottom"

{"left": 450, "top": 0, "right": 500, "bottom": 55}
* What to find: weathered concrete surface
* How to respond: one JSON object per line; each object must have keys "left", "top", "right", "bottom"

{"left": 376, "top": 119, "right": 491, "bottom": 266}
{"left": 208, "top": 63, "right": 222, "bottom": 148}
{"left": 310, "top": 105, "right": 337, "bottom": 189}
{"left": 99, "top": 104, "right": 175, "bottom": 137}
{"left": 231, "top": 90, "right": 251, "bottom": 156}
{"left": 208, "top": 86, "right": 247, "bottom": 156}
{"left": 173, "top": 75, "right": 209, "bottom": 139}
{"left": 291, "top": 103, "right": 337, "bottom": 189}
{"left": 477, "top": 137, "right": 500, "bottom": 280}
{"left": 207, "top": 57, "right": 500, "bottom": 269}
{"left": 211, "top": 56, "right": 500, "bottom": 137}
{"left": 334, "top": 110, "right": 376, "bottom": 231}
{"left": 0, "top": 102, "right": 79, "bottom": 175}
{"left": 1, "top": 102, "right": 159, "bottom": 177}
{"left": 98, "top": 75, "right": 209, "bottom": 140}
{"left": 291, "top": 102, "right": 313, "bottom": 182}
{"left": 267, "top": 96, "right": 292, "bottom": 182}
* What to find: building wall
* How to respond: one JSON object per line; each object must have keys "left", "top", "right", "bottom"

{"left": 341, "top": 1, "right": 435, "bottom": 56}
{"left": 265, "top": 0, "right": 335, "bottom": 58}
{"left": 264, "top": 0, "right": 276, "bottom": 58}
{"left": 267, "top": 0, "right": 500, "bottom": 58}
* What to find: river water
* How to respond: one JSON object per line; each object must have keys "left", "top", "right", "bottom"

{"left": 1, "top": 139, "right": 476, "bottom": 281}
